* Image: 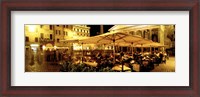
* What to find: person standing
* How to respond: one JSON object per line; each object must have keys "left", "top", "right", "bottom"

{"left": 53, "top": 50, "right": 56, "bottom": 62}
{"left": 37, "top": 48, "right": 41, "bottom": 64}
{"left": 46, "top": 49, "right": 50, "bottom": 62}
{"left": 56, "top": 50, "right": 59, "bottom": 62}
{"left": 58, "top": 50, "right": 61, "bottom": 61}
{"left": 30, "top": 49, "right": 34, "bottom": 65}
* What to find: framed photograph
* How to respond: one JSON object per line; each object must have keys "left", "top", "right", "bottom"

{"left": 1, "top": 0, "right": 199, "bottom": 96}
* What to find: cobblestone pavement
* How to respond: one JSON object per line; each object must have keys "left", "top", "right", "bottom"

{"left": 131, "top": 57, "right": 175, "bottom": 72}
{"left": 151, "top": 57, "right": 175, "bottom": 72}
{"left": 25, "top": 53, "right": 62, "bottom": 72}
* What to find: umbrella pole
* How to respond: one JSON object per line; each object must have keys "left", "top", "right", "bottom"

{"left": 131, "top": 42, "right": 133, "bottom": 57}
{"left": 103, "top": 44, "right": 106, "bottom": 54}
{"left": 150, "top": 45, "right": 152, "bottom": 53}
{"left": 81, "top": 43, "right": 84, "bottom": 63}
{"left": 141, "top": 44, "right": 144, "bottom": 53}
{"left": 116, "top": 46, "right": 118, "bottom": 52}
{"left": 121, "top": 47, "right": 123, "bottom": 52}
{"left": 113, "top": 40, "right": 116, "bottom": 64}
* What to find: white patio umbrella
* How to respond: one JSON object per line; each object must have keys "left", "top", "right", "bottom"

{"left": 133, "top": 42, "right": 165, "bottom": 47}
{"left": 113, "top": 38, "right": 156, "bottom": 55}
{"left": 133, "top": 42, "right": 166, "bottom": 52}
{"left": 79, "top": 31, "right": 150, "bottom": 63}
{"left": 60, "top": 37, "right": 90, "bottom": 63}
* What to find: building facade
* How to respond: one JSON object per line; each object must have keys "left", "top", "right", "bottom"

{"left": 109, "top": 25, "right": 175, "bottom": 55}
{"left": 25, "top": 25, "right": 54, "bottom": 51}
{"left": 69, "top": 25, "right": 90, "bottom": 37}
{"left": 25, "top": 25, "right": 90, "bottom": 51}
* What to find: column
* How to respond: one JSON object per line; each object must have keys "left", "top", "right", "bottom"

{"left": 149, "top": 29, "right": 152, "bottom": 40}
{"left": 100, "top": 25, "right": 104, "bottom": 34}
{"left": 159, "top": 25, "right": 165, "bottom": 52}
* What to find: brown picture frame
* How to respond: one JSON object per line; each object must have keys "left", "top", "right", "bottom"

{"left": 0, "top": 0, "right": 199, "bottom": 97}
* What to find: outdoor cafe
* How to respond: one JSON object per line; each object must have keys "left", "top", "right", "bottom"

{"left": 58, "top": 30, "right": 167, "bottom": 72}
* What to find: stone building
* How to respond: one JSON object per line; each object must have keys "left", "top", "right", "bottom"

{"left": 69, "top": 25, "right": 90, "bottom": 37}
{"left": 25, "top": 25, "right": 54, "bottom": 51}
{"left": 109, "top": 25, "right": 175, "bottom": 54}
{"left": 25, "top": 25, "right": 90, "bottom": 51}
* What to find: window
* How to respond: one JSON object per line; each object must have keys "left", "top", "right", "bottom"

{"left": 59, "top": 31, "right": 61, "bottom": 35}
{"left": 40, "top": 25, "right": 43, "bottom": 28}
{"left": 66, "top": 32, "right": 68, "bottom": 36}
{"left": 25, "top": 36, "right": 29, "bottom": 42}
{"left": 56, "top": 30, "right": 57, "bottom": 35}
{"left": 63, "top": 31, "right": 65, "bottom": 35}
{"left": 57, "top": 39, "right": 60, "bottom": 43}
{"left": 50, "top": 34, "right": 52, "bottom": 40}
{"left": 40, "top": 33, "right": 44, "bottom": 39}
{"left": 50, "top": 25, "right": 53, "bottom": 30}
{"left": 35, "top": 37, "right": 38, "bottom": 42}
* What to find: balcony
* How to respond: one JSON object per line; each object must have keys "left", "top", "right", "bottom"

{"left": 39, "top": 38, "right": 54, "bottom": 44}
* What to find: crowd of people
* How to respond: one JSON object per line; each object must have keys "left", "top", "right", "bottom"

{"left": 26, "top": 47, "right": 169, "bottom": 72}
{"left": 45, "top": 49, "right": 70, "bottom": 62}
{"left": 83, "top": 50, "right": 169, "bottom": 72}
{"left": 25, "top": 48, "right": 71, "bottom": 65}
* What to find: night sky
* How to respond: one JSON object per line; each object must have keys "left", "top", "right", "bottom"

{"left": 88, "top": 25, "right": 113, "bottom": 36}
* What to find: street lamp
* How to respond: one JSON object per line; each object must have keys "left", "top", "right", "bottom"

{"left": 54, "top": 46, "right": 57, "bottom": 50}
{"left": 42, "top": 45, "right": 46, "bottom": 50}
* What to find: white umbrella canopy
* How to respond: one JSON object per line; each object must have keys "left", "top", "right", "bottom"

{"left": 46, "top": 43, "right": 53, "bottom": 47}
{"left": 61, "top": 31, "right": 156, "bottom": 63}
{"left": 111, "top": 38, "right": 153, "bottom": 46}
{"left": 78, "top": 31, "right": 152, "bottom": 63}
{"left": 113, "top": 39, "right": 164, "bottom": 57}
{"left": 79, "top": 32, "right": 146, "bottom": 44}
{"left": 60, "top": 37, "right": 89, "bottom": 43}
{"left": 62, "top": 32, "right": 150, "bottom": 45}
{"left": 116, "top": 41, "right": 164, "bottom": 47}
{"left": 133, "top": 42, "right": 165, "bottom": 47}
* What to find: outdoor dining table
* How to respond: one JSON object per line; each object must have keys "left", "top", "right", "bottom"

{"left": 112, "top": 65, "right": 131, "bottom": 71}
{"left": 83, "top": 62, "right": 98, "bottom": 67}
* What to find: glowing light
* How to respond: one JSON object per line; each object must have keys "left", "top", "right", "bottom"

{"left": 73, "top": 43, "right": 82, "bottom": 50}
{"left": 32, "top": 48, "right": 37, "bottom": 52}
{"left": 30, "top": 44, "right": 39, "bottom": 47}
{"left": 42, "top": 45, "right": 46, "bottom": 50}
{"left": 54, "top": 46, "right": 57, "bottom": 50}
{"left": 28, "top": 25, "right": 37, "bottom": 32}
